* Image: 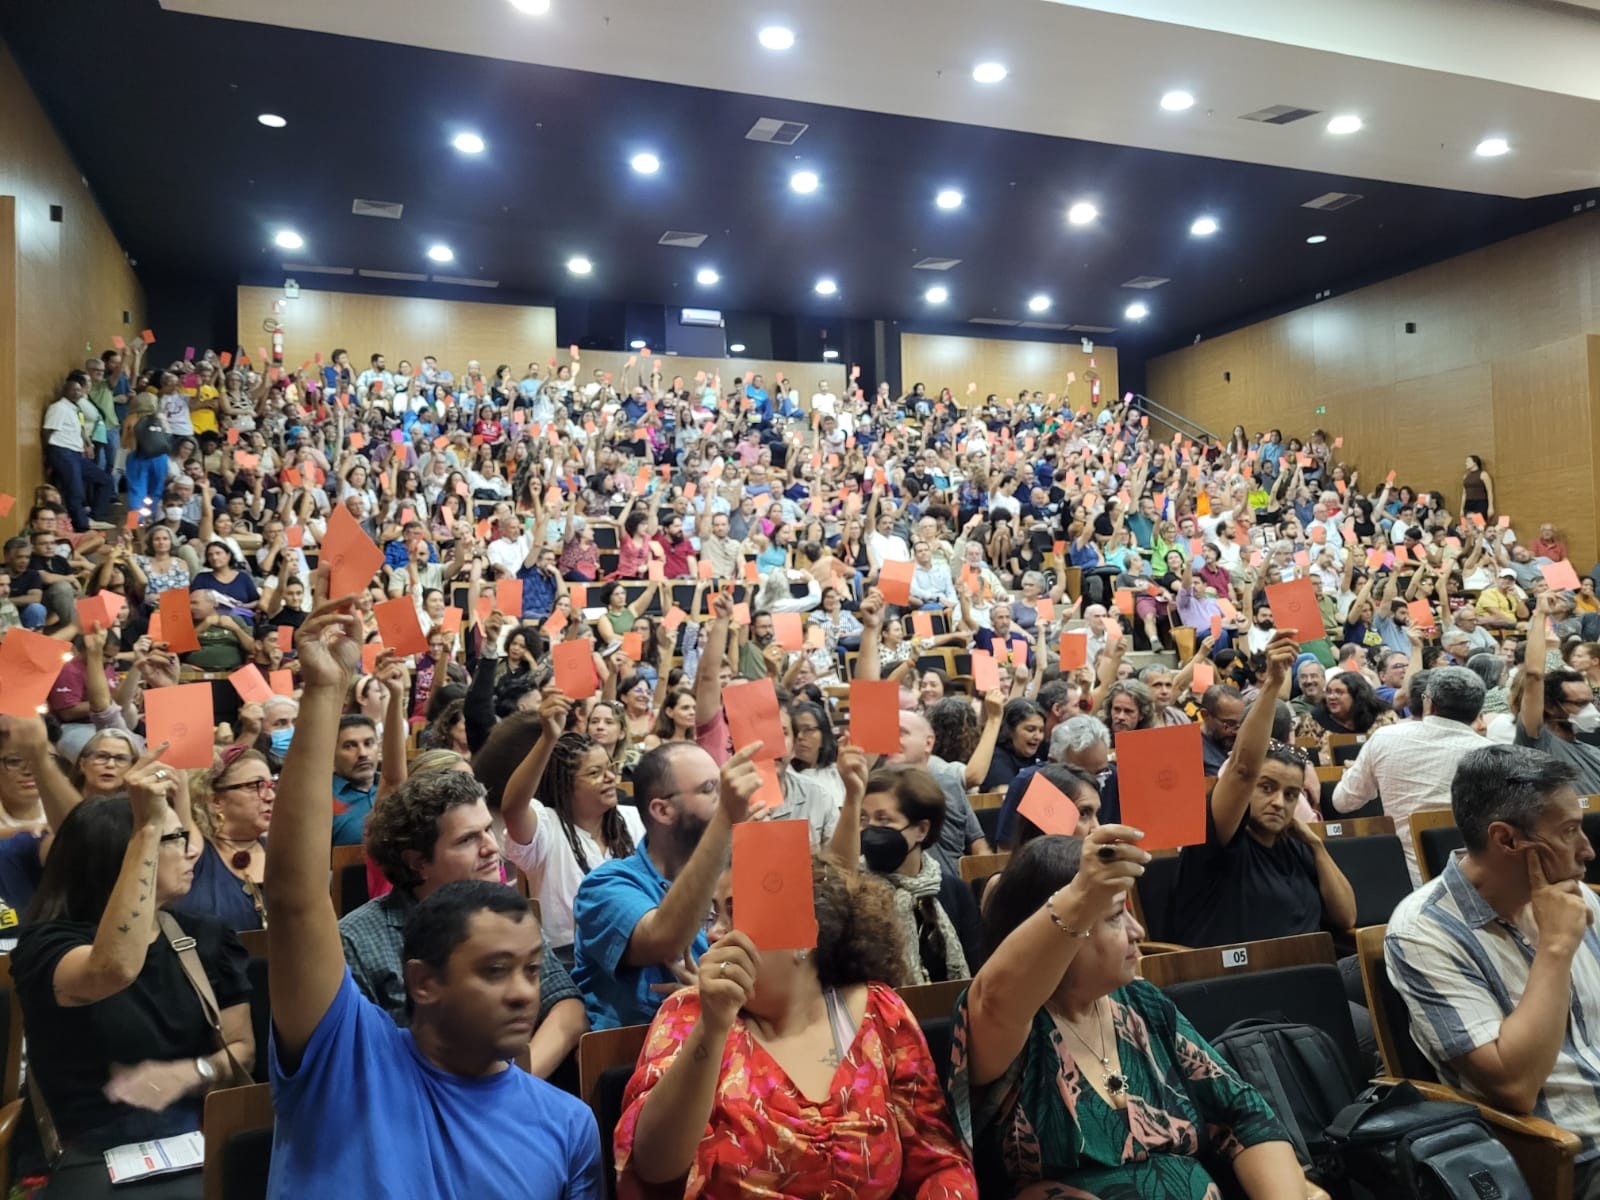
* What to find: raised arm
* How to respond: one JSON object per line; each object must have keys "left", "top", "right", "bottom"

{"left": 262, "top": 591, "right": 364, "bottom": 1069}
{"left": 694, "top": 594, "right": 733, "bottom": 725}
{"left": 501, "top": 690, "right": 573, "bottom": 847}
{"left": 1208, "top": 634, "right": 1297, "bottom": 843}
{"left": 963, "top": 688, "right": 1006, "bottom": 788}
{"left": 1519, "top": 592, "right": 1551, "bottom": 739}
{"left": 375, "top": 655, "right": 409, "bottom": 801}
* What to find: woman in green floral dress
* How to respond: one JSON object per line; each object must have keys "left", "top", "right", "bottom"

{"left": 948, "top": 831, "right": 1323, "bottom": 1199}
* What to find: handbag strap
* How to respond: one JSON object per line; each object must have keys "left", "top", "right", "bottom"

{"left": 157, "top": 912, "right": 251, "bottom": 1087}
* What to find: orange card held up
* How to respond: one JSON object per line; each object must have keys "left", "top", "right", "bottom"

{"left": 1407, "top": 599, "right": 1438, "bottom": 631}
{"left": 158, "top": 589, "right": 201, "bottom": 654}
{"left": 276, "top": 625, "right": 294, "bottom": 653}
{"left": 440, "top": 607, "right": 464, "bottom": 635}
{"left": 772, "top": 612, "right": 804, "bottom": 652}
{"left": 495, "top": 579, "right": 523, "bottom": 616}
{"left": 362, "top": 643, "right": 384, "bottom": 675}
{"left": 1542, "top": 560, "right": 1582, "bottom": 591}
{"left": 1209, "top": 614, "right": 1223, "bottom": 641}
{"left": 322, "top": 503, "right": 385, "bottom": 600}
{"left": 911, "top": 611, "right": 935, "bottom": 640}
{"left": 269, "top": 669, "right": 295, "bottom": 697}
{"left": 374, "top": 597, "right": 429, "bottom": 656}
{"left": 1113, "top": 724, "right": 1207, "bottom": 851}
{"left": 878, "top": 560, "right": 913, "bottom": 606}
{"left": 1265, "top": 578, "right": 1322, "bottom": 644}
{"left": 724, "top": 677, "right": 784, "bottom": 762}
{"left": 662, "top": 606, "right": 687, "bottom": 632}
{"left": 733, "top": 819, "right": 818, "bottom": 951}
{"left": 971, "top": 649, "right": 1001, "bottom": 693}
{"left": 1059, "top": 630, "right": 1088, "bottom": 670}
{"left": 551, "top": 638, "right": 598, "bottom": 700}
{"left": 749, "top": 757, "right": 784, "bottom": 812}
{"left": 544, "top": 610, "right": 568, "bottom": 636}
{"left": 145, "top": 682, "right": 215, "bottom": 769}
{"left": 848, "top": 680, "right": 901, "bottom": 754}
{"left": 1017, "top": 770, "right": 1082, "bottom": 836}
{"left": 620, "top": 631, "right": 644, "bottom": 661}
{"left": 0, "top": 629, "right": 70, "bottom": 718}
{"left": 1191, "top": 661, "right": 1216, "bottom": 692}
{"left": 569, "top": 584, "right": 588, "bottom": 611}
{"left": 75, "top": 590, "right": 125, "bottom": 633}
{"left": 229, "top": 664, "right": 274, "bottom": 705}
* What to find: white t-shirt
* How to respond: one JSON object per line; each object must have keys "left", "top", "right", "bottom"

{"left": 43, "top": 397, "right": 86, "bottom": 451}
{"left": 162, "top": 391, "right": 194, "bottom": 437}
{"left": 501, "top": 801, "right": 646, "bottom": 948}
{"left": 486, "top": 533, "right": 532, "bottom": 578}
{"left": 811, "top": 391, "right": 836, "bottom": 416}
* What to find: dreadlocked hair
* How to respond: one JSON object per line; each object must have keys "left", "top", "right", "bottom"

{"left": 544, "top": 732, "right": 635, "bottom": 874}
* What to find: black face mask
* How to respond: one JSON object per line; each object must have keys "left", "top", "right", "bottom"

{"left": 860, "top": 825, "right": 911, "bottom": 874}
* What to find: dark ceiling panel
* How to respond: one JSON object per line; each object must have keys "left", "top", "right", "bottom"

{"left": 1, "top": 0, "right": 1590, "bottom": 356}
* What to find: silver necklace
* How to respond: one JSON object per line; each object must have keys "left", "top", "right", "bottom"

{"left": 1052, "top": 1001, "right": 1129, "bottom": 1105}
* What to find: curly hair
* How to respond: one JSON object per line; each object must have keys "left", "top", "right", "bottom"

{"left": 927, "top": 696, "right": 979, "bottom": 764}
{"left": 366, "top": 769, "right": 489, "bottom": 890}
{"left": 811, "top": 859, "right": 908, "bottom": 989}
{"left": 191, "top": 744, "right": 269, "bottom": 838}
{"left": 423, "top": 698, "right": 466, "bottom": 752}
{"left": 543, "top": 732, "right": 636, "bottom": 872}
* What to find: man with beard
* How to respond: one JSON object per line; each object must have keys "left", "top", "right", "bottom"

{"left": 1137, "top": 666, "right": 1193, "bottom": 727}
{"left": 1198, "top": 684, "right": 1246, "bottom": 776}
{"left": 1171, "top": 634, "right": 1356, "bottom": 951}
{"left": 572, "top": 741, "right": 764, "bottom": 1029}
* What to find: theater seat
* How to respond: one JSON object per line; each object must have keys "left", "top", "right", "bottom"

{"left": 1317, "top": 835, "right": 1413, "bottom": 928}
{"left": 1356, "top": 926, "right": 1579, "bottom": 1198}
{"left": 330, "top": 845, "right": 369, "bottom": 918}
{"left": 203, "top": 1083, "right": 275, "bottom": 1200}
{"left": 1583, "top": 809, "right": 1600, "bottom": 885}
{"left": 579, "top": 1025, "right": 650, "bottom": 1200}
{"left": 1408, "top": 808, "right": 1464, "bottom": 883}
{"left": 1130, "top": 851, "right": 1181, "bottom": 943}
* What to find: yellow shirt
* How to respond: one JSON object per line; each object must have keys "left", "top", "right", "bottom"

{"left": 1476, "top": 586, "right": 1517, "bottom": 618}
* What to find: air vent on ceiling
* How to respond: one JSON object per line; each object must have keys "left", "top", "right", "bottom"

{"left": 745, "top": 117, "right": 808, "bottom": 145}
{"left": 352, "top": 197, "right": 404, "bottom": 219}
{"left": 281, "top": 263, "right": 354, "bottom": 275}
{"left": 1121, "top": 275, "right": 1170, "bottom": 290}
{"left": 1239, "top": 104, "right": 1321, "bottom": 125}
{"left": 1067, "top": 324, "right": 1118, "bottom": 333}
{"left": 912, "top": 256, "right": 962, "bottom": 271}
{"left": 658, "top": 230, "right": 708, "bottom": 248}
{"left": 969, "top": 317, "right": 1021, "bottom": 326}
{"left": 1020, "top": 320, "right": 1070, "bottom": 330}
{"left": 1302, "top": 191, "right": 1365, "bottom": 211}
{"left": 432, "top": 275, "right": 498, "bottom": 288}
{"left": 359, "top": 269, "right": 428, "bottom": 282}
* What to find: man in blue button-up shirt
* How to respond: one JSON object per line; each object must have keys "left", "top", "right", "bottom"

{"left": 572, "top": 741, "right": 764, "bottom": 1030}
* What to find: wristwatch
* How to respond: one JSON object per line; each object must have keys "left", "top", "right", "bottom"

{"left": 193, "top": 1056, "right": 217, "bottom": 1085}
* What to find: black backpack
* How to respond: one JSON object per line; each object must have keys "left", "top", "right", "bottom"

{"left": 133, "top": 414, "right": 172, "bottom": 458}
{"left": 1210, "top": 1018, "right": 1361, "bottom": 1178}
{"left": 1326, "top": 1081, "right": 1532, "bottom": 1200}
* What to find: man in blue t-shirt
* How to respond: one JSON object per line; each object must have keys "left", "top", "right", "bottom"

{"left": 264, "top": 601, "right": 601, "bottom": 1199}
{"left": 573, "top": 740, "right": 764, "bottom": 1030}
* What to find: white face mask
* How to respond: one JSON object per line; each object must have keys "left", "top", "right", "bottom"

{"left": 164, "top": 507, "right": 185, "bottom": 523}
{"left": 1571, "top": 704, "right": 1600, "bottom": 734}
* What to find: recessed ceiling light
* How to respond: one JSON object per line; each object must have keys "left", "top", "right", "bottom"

{"left": 1067, "top": 201, "right": 1098, "bottom": 226}
{"left": 426, "top": 243, "right": 454, "bottom": 263}
{"left": 972, "top": 61, "right": 1008, "bottom": 84}
{"left": 1027, "top": 293, "right": 1050, "bottom": 313}
{"left": 630, "top": 152, "right": 660, "bottom": 175}
{"left": 1326, "top": 113, "right": 1363, "bottom": 135}
{"left": 508, "top": 0, "right": 551, "bottom": 13}
{"left": 695, "top": 267, "right": 719, "bottom": 286}
{"left": 790, "top": 170, "right": 819, "bottom": 194}
{"left": 1124, "top": 302, "right": 1149, "bottom": 321}
{"left": 1190, "top": 215, "right": 1219, "bottom": 237}
{"left": 935, "top": 189, "right": 964, "bottom": 210}
{"left": 629, "top": 340, "right": 647, "bottom": 350}
{"left": 1475, "top": 136, "right": 1510, "bottom": 157}
{"left": 729, "top": 343, "right": 747, "bottom": 353}
{"left": 814, "top": 278, "right": 838, "bottom": 296}
{"left": 925, "top": 285, "right": 949, "bottom": 304}
{"left": 273, "top": 229, "right": 304, "bottom": 250}
{"left": 566, "top": 255, "right": 593, "bottom": 275}
{"left": 1160, "top": 90, "right": 1194, "bottom": 112}
{"left": 757, "top": 25, "right": 794, "bottom": 50}
{"left": 822, "top": 349, "right": 840, "bottom": 359}
{"left": 1306, "top": 234, "right": 1328, "bottom": 244}
{"left": 257, "top": 113, "right": 286, "bottom": 128}
{"left": 453, "top": 131, "right": 485, "bottom": 154}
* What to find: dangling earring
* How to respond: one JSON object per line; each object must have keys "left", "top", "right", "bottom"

{"left": 793, "top": 950, "right": 808, "bottom": 963}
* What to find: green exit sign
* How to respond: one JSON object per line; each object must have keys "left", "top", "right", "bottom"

{"left": 1314, "top": 406, "right": 1327, "bottom": 414}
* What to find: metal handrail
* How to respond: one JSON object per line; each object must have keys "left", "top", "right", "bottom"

{"left": 1132, "top": 393, "right": 1218, "bottom": 445}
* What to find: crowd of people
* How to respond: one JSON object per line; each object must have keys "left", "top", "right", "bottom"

{"left": 2, "top": 336, "right": 1597, "bottom": 1198}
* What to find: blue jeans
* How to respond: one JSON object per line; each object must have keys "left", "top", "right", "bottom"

{"left": 47, "top": 444, "right": 111, "bottom": 529}
{"left": 124, "top": 453, "right": 168, "bottom": 511}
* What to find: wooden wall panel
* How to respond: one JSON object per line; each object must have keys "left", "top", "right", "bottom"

{"left": 0, "top": 41, "right": 146, "bottom": 535}
{"left": 1148, "top": 210, "right": 1600, "bottom": 568}
{"left": 900, "top": 332, "right": 1118, "bottom": 412}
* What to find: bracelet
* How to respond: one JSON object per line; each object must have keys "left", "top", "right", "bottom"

{"left": 1046, "top": 892, "right": 1092, "bottom": 939}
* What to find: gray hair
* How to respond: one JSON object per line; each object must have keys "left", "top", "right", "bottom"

{"left": 1425, "top": 666, "right": 1486, "bottom": 725}
{"left": 1101, "top": 679, "right": 1157, "bottom": 729}
{"left": 1050, "top": 715, "right": 1110, "bottom": 760}
{"left": 1452, "top": 744, "right": 1579, "bottom": 852}
{"left": 1021, "top": 571, "right": 1045, "bottom": 593}
{"left": 263, "top": 695, "right": 300, "bottom": 720}
{"left": 1465, "top": 653, "right": 1506, "bottom": 691}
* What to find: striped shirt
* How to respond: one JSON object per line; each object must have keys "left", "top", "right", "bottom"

{"left": 1385, "top": 850, "right": 1600, "bottom": 1160}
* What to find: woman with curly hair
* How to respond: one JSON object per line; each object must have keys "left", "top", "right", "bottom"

{"left": 499, "top": 691, "right": 644, "bottom": 960}
{"left": 1292, "top": 668, "right": 1395, "bottom": 745}
{"left": 614, "top": 847, "right": 977, "bottom": 1197}
{"left": 167, "top": 744, "right": 274, "bottom": 931}
{"left": 422, "top": 697, "right": 469, "bottom": 758}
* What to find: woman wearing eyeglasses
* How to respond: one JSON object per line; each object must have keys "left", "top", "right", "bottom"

{"left": 13, "top": 746, "right": 253, "bottom": 1195}
{"left": 71, "top": 730, "right": 142, "bottom": 799}
{"left": 169, "top": 745, "right": 273, "bottom": 931}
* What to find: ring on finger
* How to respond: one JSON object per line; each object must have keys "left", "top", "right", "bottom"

{"left": 719, "top": 961, "right": 729, "bottom": 977}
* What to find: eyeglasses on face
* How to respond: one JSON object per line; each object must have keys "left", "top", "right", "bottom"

{"left": 0, "top": 757, "right": 35, "bottom": 774}
{"left": 84, "top": 751, "right": 135, "bottom": 768}
{"left": 160, "top": 829, "right": 191, "bottom": 852}
{"left": 216, "top": 778, "right": 276, "bottom": 798}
